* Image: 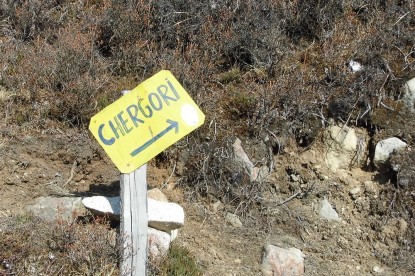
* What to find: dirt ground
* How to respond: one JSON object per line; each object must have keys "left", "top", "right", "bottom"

{"left": 0, "top": 119, "right": 412, "bottom": 276}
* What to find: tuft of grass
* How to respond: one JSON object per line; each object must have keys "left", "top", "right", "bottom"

{"left": 218, "top": 68, "right": 241, "bottom": 84}
{"left": 155, "top": 244, "right": 202, "bottom": 276}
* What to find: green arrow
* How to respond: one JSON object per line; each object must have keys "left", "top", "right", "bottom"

{"left": 130, "top": 119, "right": 179, "bottom": 157}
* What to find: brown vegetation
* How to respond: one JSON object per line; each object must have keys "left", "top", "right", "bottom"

{"left": 1, "top": 0, "right": 415, "bottom": 274}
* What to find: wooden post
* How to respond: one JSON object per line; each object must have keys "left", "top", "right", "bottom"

{"left": 88, "top": 77, "right": 204, "bottom": 275}
{"left": 120, "top": 165, "right": 148, "bottom": 276}
{"left": 120, "top": 89, "right": 148, "bottom": 275}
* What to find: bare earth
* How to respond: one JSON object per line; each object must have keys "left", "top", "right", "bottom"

{"left": 0, "top": 122, "right": 412, "bottom": 275}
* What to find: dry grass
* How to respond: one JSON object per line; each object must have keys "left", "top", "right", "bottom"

{"left": 1, "top": 0, "right": 415, "bottom": 272}
{"left": 0, "top": 215, "right": 119, "bottom": 275}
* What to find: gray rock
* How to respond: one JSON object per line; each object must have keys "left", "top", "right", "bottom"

{"left": 390, "top": 149, "right": 415, "bottom": 188}
{"left": 349, "top": 187, "right": 362, "bottom": 200}
{"left": 319, "top": 198, "right": 341, "bottom": 222}
{"left": 257, "top": 166, "right": 270, "bottom": 183}
{"left": 373, "top": 137, "right": 407, "bottom": 168}
{"left": 225, "top": 212, "right": 242, "bottom": 227}
{"left": 211, "top": 200, "right": 222, "bottom": 214}
{"left": 364, "top": 181, "right": 377, "bottom": 196}
{"left": 261, "top": 244, "right": 305, "bottom": 276}
{"left": 372, "top": 265, "right": 384, "bottom": 273}
{"left": 290, "top": 174, "right": 300, "bottom": 182}
{"left": 26, "top": 196, "right": 86, "bottom": 222}
{"left": 402, "top": 77, "right": 415, "bottom": 112}
{"left": 147, "top": 227, "right": 171, "bottom": 263}
{"left": 147, "top": 188, "right": 168, "bottom": 202}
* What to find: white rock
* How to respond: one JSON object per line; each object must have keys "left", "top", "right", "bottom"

{"left": 373, "top": 137, "right": 407, "bottom": 168}
{"left": 261, "top": 244, "right": 305, "bottom": 276}
{"left": 147, "top": 227, "right": 171, "bottom": 263}
{"left": 148, "top": 198, "right": 184, "bottom": 232}
{"left": 211, "top": 200, "right": 222, "bottom": 214}
{"left": 233, "top": 138, "right": 258, "bottom": 182}
{"left": 324, "top": 125, "right": 367, "bottom": 171}
{"left": 225, "top": 212, "right": 242, "bottom": 228}
{"left": 402, "top": 77, "right": 415, "bottom": 112}
{"left": 82, "top": 196, "right": 185, "bottom": 232}
{"left": 82, "top": 196, "right": 120, "bottom": 219}
{"left": 256, "top": 165, "right": 270, "bottom": 183}
{"left": 348, "top": 60, "right": 363, "bottom": 72}
{"left": 169, "top": 229, "right": 178, "bottom": 241}
{"left": 290, "top": 174, "right": 300, "bottom": 182}
{"left": 329, "top": 125, "right": 358, "bottom": 152}
{"left": 373, "top": 265, "right": 384, "bottom": 273}
{"left": 349, "top": 187, "right": 362, "bottom": 199}
{"left": 319, "top": 198, "right": 341, "bottom": 222}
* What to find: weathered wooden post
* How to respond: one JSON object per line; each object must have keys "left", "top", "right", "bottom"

{"left": 119, "top": 90, "right": 147, "bottom": 275}
{"left": 88, "top": 70, "right": 205, "bottom": 276}
{"left": 120, "top": 165, "right": 148, "bottom": 275}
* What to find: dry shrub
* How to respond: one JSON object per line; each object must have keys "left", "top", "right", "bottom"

{"left": 0, "top": 215, "right": 119, "bottom": 275}
{"left": 285, "top": 0, "right": 344, "bottom": 41}
{"left": 0, "top": 0, "right": 415, "bottom": 247}
{"left": 0, "top": 0, "right": 60, "bottom": 41}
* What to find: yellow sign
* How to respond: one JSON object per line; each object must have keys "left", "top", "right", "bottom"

{"left": 89, "top": 70, "right": 205, "bottom": 173}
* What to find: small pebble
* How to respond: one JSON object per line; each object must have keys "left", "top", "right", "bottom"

{"left": 373, "top": 265, "right": 384, "bottom": 273}
{"left": 364, "top": 181, "right": 377, "bottom": 195}
{"left": 349, "top": 187, "right": 361, "bottom": 199}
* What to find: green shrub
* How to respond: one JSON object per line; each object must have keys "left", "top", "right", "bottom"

{"left": 156, "top": 244, "right": 202, "bottom": 276}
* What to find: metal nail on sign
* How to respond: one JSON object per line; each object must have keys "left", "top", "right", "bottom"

{"left": 89, "top": 70, "right": 205, "bottom": 173}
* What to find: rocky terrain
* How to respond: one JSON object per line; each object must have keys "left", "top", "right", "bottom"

{"left": 1, "top": 110, "right": 414, "bottom": 274}
{"left": 1, "top": 1, "right": 415, "bottom": 275}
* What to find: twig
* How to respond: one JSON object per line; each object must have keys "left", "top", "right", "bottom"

{"left": 266, "top": 128, "right": 281, "bottom": 154}
{"left": 359, "top": 102, "right": 371, "bottom": 119}
{"left": 380, "top": 101, "right": 395, "bottom": 111}
{"left": 276, "top": 191, "right": 301, "bottom": 206}
{"left": 162, "top": 161, "right": 176, "bottom": 189}
{"left": 391, "top": 11, "right": 410, "bottom": 27}
{"left": 382, "top": 191, "right": 397, "bottom": 227}
{"left": 62, "top": 160, "right": 77, "bottom": 188}
{"left": 268, "top": 146, "right": 274, "bottom": 173}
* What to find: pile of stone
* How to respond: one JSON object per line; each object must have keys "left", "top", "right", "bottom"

{"left": 25, "top": 188, "right": 184, "bottom": 262}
